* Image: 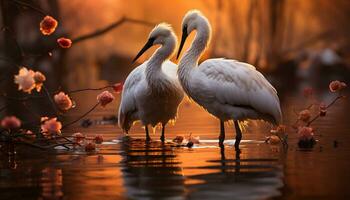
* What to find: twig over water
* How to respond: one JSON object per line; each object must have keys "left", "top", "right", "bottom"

{"left": 307, "top": 95, "right": 345, "bottom": 127}
{"left": 72, "top": 17, "right": 155, "bottom": 44}
{"left": 62, "top": 102, "right": 100, "bottom": 129}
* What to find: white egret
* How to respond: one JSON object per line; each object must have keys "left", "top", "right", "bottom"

{"left": 118, "top": 23, "right": 184, "bottom": 142}
{"left": 176, "top": 10, "right": 282, "bottom": 151}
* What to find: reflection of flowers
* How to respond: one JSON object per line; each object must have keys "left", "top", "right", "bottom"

{"left": 85, "top": 142, "right": 96, "bottom": 152}
{"left": 298, "top": 126, "right": 314, "bottom": 141}
{"left": 14, "top": 67, "right": 36, "bottom": 93}
{"left": 329, "top": 80, "right": 347, "bottom": 92}
{"left": 97, "top": 91, "right": 115, "bottom": 107}
{"left": 40, "top": 16, "right": 58, "bottom": 35}
{"left": 41, "top": 117, "right": 62, "bottom": 137}
{"left": 94, "top": 135, "right": 104, "bottom": 144}
{"left": 54, "top": 92, "right": 73, "bottom": 111}
{"left": 1, "top": 116, "right": 21, "bottom": 129}
{"left": 57, "top": 37, "right": 72, "bottom": 48}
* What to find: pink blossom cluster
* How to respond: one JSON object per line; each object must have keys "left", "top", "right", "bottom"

{"left": 270, "top": 80, "right": 347, "bottom": 148}
{"left": 72, "top": 133, "right": 104, "bottom": 152}
{"left": 14, "top": 67, "right": 46, "bottom": 93}
{"left": 0, "top": 15, "right": 126, "bottom": 153}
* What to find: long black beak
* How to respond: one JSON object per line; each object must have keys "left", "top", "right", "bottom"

{"left": 176, "top": 26, "right": 188, "bottom": 60}
{"left": 132, "top": 38, "right": 155, "bottom": 63}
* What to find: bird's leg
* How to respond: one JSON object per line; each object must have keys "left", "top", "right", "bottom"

{"left": 160, "top": 123, "right": 166, "bottom": 143}
{"left": 234, "top": 120, "right": 242, "bottom": 152}
{"left": 145, "top": 125, "right": 151, "bottom": 142}
{"left": 219, "top": 120, "right": 225, "bottom": 146}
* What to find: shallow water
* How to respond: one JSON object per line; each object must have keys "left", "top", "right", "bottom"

{"left": 0, "top": 91, "right": 349, "bottom": 200}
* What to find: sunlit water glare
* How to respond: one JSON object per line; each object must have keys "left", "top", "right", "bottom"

{"left": 1, "top": 92, "right": 349, "bottom": 200}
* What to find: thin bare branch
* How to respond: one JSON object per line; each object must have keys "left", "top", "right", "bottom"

{"left": 307, "top": 94, "right": 345, "bottom": 126}
{"left": 10, "top": 0, "right": 46, "bottom": 16}
{"left": 43, "top": 85, "right": 60, "bottom": 115}
{"left": 62, "top": 102, "right": 100, "bottom": 129}
{"left": 66, "top": 85, "right": 113, "bottom": 94}
{"left": 72, "top": 17, "right": 155, "bottom": 44}
{"left": 18, "top": 140, "right": 76, "bottom": 150}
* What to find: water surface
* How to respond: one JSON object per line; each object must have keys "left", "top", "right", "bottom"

{"left": 0, "top": 92, "right": 349, "bottom": 200}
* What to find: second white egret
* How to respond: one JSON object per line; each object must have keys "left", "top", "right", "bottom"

{"left": 176, "top": 10, "right": 282, "bottom": 151}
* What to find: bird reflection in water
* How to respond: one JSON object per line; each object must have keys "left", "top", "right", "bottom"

{"left": 187, "top": 145, "right": 283, "bottom": 199}
{"left": 40, "top": 168, "right": 64, "bottom": 200}
{"left": 219, "top": 145, "right": 241, "bottom": 176}
{"left": 120, "top": 139, "right": 186, "bottom": 199}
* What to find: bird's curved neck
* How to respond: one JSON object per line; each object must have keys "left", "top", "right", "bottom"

{"left": 178, "top": 20, "right": 210, "bottom": 81}
{"left": 145, "top": 39, "right": 175, "bottom": 89}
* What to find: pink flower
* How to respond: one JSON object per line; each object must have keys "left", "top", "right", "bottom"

{"left": 298, "top": 126, "right": 314, "bottom": 141}
{"left": 40, "top": 16, "right": 58, "bottom": 35}
{"left": 97, "top": 91, "right": 115, "bottom": 107}
{"left": 85, "top": 142, "right": 96, "bottom": 152}
{"left": 270, "top": 125, "right": 287, "bottom": 135}
{"left": 112, "top": 82, "right": 123, "bottom": 93}
{"left": 94, "top": 135, "right": 104, "bottom": 144}
{"left": 319, "top": 103, "right": 327, "bottom": 117}
{"left": 14, "top": 67, "right": 35, "bottom": 93}
{"left": 41, "top": 117, "right": 62, "bottom": 137}
{"left": 54, "top": 92, "right": 73, "bottom": 111}
{"left": 303, "top": 87, "right": 314, "bottom": 98}
{"left": 34, "top": 71, "right": 46, "bottom": 92}
{"left": 1, "top": 116, "right": 21, "bottom": 129}
{"left": 72, "top": 132, "right": 85, "bottom": 143}
{"left": 329, "top": 80, "right": 347, "bottom": 92}
{"left": 57, "top": 37, "right": 72, "bottom": 48}
{"left": 298, "top": 109, "right": 311, "bottom": 122}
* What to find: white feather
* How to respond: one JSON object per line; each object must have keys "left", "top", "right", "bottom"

{"left": 178, "top": 10, "right": 282, "bottom": 125}
{"left": 118, "top": 25, "right": 184, "bottom": 133}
